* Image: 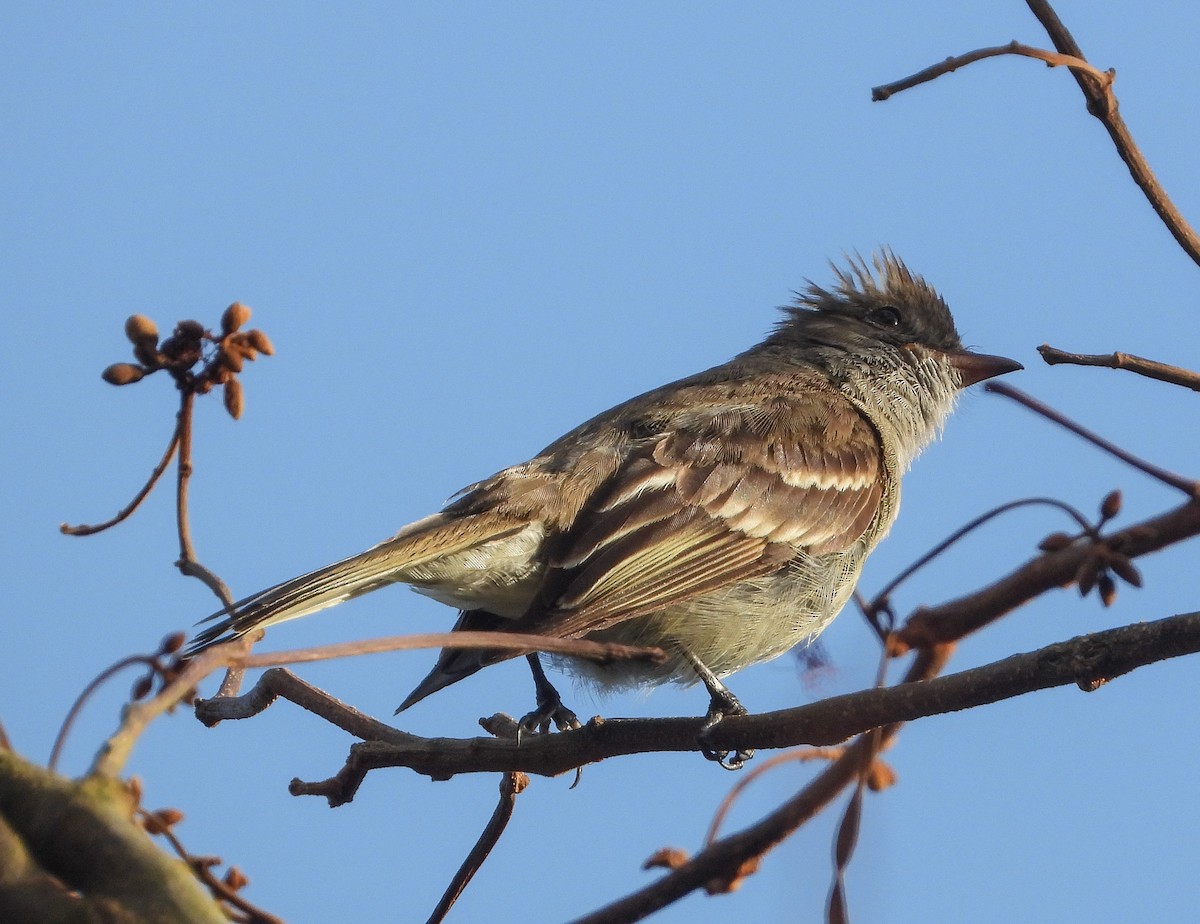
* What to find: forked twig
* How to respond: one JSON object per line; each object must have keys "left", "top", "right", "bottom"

{"left": 873, "top": 0, "right": 1200, "bottom": 266}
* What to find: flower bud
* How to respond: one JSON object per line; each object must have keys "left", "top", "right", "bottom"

{"left": 224, "top": 377, "right": 244, "bottom": 419}
{"left": 124, "top": 314, "right": 159, "bottom": 346}
{"left": 102, "top": 363, "right": 146, "bottom": 385}
{"left": 221, "top": 302, "right": 252, "bottom": 334}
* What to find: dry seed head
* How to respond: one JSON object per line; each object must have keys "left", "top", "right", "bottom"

{"left": 131, "top": 674, "right": 154, "bottom": 700}
{"left": 156, "top": 808, "right": 185, "bottom": 828}
{"left": 124, "top": 314, "right": 159, "bottom": 346}
{"left": 102, "top": 363, "right": 146, "bottom": 386}
{"left": 1098, "top": 573, "right": 1117, "bottom": 607}
{"left": 246, "top": 328, "right": 274, "bottom": 355}
{"left": 221, "top": 301, "right": 252, "bottom": 334}
{"left": 1100, "top": 490, "right": 1123, "bottom": 520}
{"left": 1038, "top": 532, "right": 1075, "bottom": 553}
{"left": 1108, "top": 553, "right": 1143, "bottom": 588}
{"left": 224, "top": 377, "right": 244, "bottom": 419}
{"left": 220, "top": 345, "right": 245, "bottom": 373}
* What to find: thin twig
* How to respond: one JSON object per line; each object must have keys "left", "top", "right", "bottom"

{"left": 872, "top": 1, "right": 1200, "bottom": 266}
{"left": 49, "top": 654, "right": 157, "bottom": 771}
{"left": 826, "top": 622, "right": 894, "bottom": 923}
{"left": 236, "top": 632, "right": 667, "bottom": 669}
{"left": 986, "top": 381, "right": 1199, "bottom": 497}
{"left": 280, "top": 607, "right": 1200, "bottom": 785}
{"left": 859, "top": 495, "right": 1097, "bottom": 639}
{"left": 425, "top": 772, "right": 528, "bottom": 924}
{"left": 568, "top": 646, "right": 954, "bottom": 924}
{"left": 871, "top": 40, "right": 1111, "bottom": 101}
{"left": 60, "top": 425, "right": 181, "bottom": 536}
{"left": 703, "top": 749, "right": 845, "bottom": 847}
{"left": 1023, "top": 0, "right": 1200, "bottom": 265}
{"left": 171, "top": 389, "right": 235, "bottom": 608}
{"left": 90, "top": 645, "right": 230, "bottom": 778}
{"left": 1039, "top": 344, "right": 1200, "bottom": 392}
{"left": 141, "top": 810, "right": 285, "bottom": 924}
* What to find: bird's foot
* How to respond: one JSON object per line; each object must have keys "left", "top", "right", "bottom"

{"left": 697, "top": 689, "right": 754, "bottom": 771}
{"left": 519, "top": 653, "right": 582, "bottom": 737}
{"left": 518, "top": 697, "right": 581, "bottom": 737}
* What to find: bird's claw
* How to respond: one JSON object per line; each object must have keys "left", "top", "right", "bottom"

{"left": 697, "top": 692, "right": 754, "bottom": 771}
{"left": 517, "top": 697, "right": 581, "bottom": 738}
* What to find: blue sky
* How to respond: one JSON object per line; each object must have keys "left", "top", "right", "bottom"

{"left": 4, "top": 4, "right": 1199, "bottom": 921}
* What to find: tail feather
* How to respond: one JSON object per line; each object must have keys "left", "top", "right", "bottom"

{"left": 187, "top": 511, "right": 522, "bottom": 654}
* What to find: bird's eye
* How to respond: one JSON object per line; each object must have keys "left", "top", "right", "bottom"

{"left": 869, "top": 305, "right": 902, "bottom": 328}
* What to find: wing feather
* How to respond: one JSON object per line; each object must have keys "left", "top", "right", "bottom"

{"left": 521, "top": 387, "right": 884, "bottom": 640}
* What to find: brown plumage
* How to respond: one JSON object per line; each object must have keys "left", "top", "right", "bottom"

{"left": 189, "top": 253, "right": 1019, "bottom": 737}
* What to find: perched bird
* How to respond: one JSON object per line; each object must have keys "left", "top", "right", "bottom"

{"left": 190, "top": 253, "right": 1020, "bottom": 767}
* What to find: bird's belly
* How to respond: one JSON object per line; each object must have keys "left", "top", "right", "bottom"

{"left": 562, "top": 550, "right": 864, "bottom": 689}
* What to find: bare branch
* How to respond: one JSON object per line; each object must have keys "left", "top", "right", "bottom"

{"left": 871, "top": 40, "right": 1111, "bottom": 101}
{"left": 872, "top": 0, "right": 1200, "bottom": 266}
{"left": 274, "top": 610, "right": 1200, "bottom": 788}
{"left": 1038, "top": 344, "right": 1200, "bottom": 393}
{"left": 898, "top": 498, "right": 1200, "bottom": 648}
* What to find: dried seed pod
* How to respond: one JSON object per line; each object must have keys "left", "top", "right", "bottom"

{"left": 175, "top": 319, "right": 205, "bottom": 340}
{"left": 155, "top": 808, "right": 185, "bottom": 828}
{"left": 866, "top": 759, "right": 898, "bottom": 792}
{"left": 1038, "top": 532, "right": 1075, "bottom": 553}
{"left": 221, "top": 301, "right": 252, "bottom": 334}
{"left": 246, "top": 328, "right": 274, "bottom": 355}
{"left": 1108, "top": 553, "right": 1143, "bottom": 588}
{"left": 220, "top": 344, "right": 245, "bottom": 373}
{"left": 159, "top": 631, "right": 186, "bottom": 655}
{"left": 223, "top": 867, "right": 249, "bottom": 891}
{"left": 131, "top": 673, "right": 154, "bottom": 700}
{"left": 643, "top": 848, "right": 689, "bottom": 871}
{"left": 1100, "top": 489, "right": 1123, "bottom": 520}
{"left": 1097, "top": 573, "right": 1117, "bottom": 607}
{"left": 1075, "top": 553, "right": 1102, "bottom": 597}
{"left": 124, "top": 314, "right": 159, "bottom": 346}
{"left": 223, "top": 377, "right": 244, "bottom": 419}
{"left": 102, "top": 363, "right": 146, "bottom": 385}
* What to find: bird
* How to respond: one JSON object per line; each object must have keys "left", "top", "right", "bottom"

{"left": 189, "top": 252, "right": 1020, "bottom": 768}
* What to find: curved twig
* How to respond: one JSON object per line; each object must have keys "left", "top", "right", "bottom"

{"left": 986, "top": 382, "right": 1199, "bottom": 497}
{"left": 60, "top": 424, "right": 180, "bottom": 536}
{"left": 871, "top": 40, "right": 1111, "bottom": 101}
{"left": 425, "top": 772, "right": 528, "bottom": 924}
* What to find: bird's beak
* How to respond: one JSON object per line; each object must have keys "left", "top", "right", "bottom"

{"left": 946, "top": 350, "right": 1023, "bottom": 388}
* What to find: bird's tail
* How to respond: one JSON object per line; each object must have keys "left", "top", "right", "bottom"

{"left": 186, "top": 511, "right": 522, "bottom": 655}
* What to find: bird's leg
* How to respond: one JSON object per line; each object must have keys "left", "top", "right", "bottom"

{"left": 518, "top": 654, "right": 581, "bottom": 735}
{"left": 680, "top": 648, "right": 753, "bottom": 771}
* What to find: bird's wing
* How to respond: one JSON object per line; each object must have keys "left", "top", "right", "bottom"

{"left": 524, "top": 384, "right": 885, "bottom": 639}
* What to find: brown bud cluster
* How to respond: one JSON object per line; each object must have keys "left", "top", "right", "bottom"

{"left": 99, "top": 302, "right": 273, "bottom": 421}
{"left": 140, "top": 807, "right": 185, "bottom": 835}
{"left": 1074, "top": 537, "right": 1142, "bottom": 608}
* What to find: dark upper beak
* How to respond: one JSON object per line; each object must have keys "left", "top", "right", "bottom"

{"left": 947, "top": 350, "right": 1023, "bottom": 388}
